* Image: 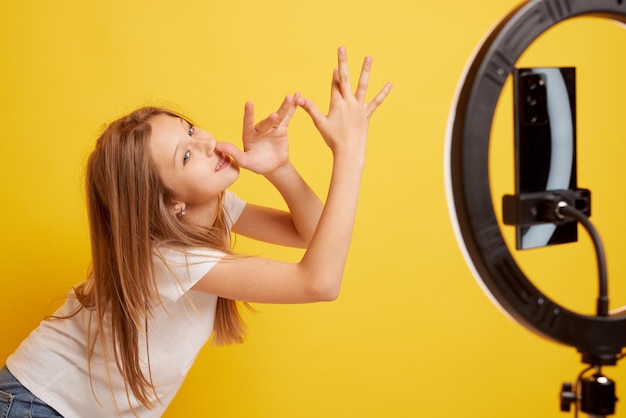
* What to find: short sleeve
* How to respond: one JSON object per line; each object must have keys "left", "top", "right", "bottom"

{"left": 224, "top": 190, "right": 246, "bottom": 228}
{"left": 153, "top": 246, "right": 225, "bottom": 303}
{"left": 152, "top": 191, "right": 245, "bottom": 303}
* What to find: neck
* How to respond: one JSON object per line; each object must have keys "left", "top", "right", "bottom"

{"left": 183, "top": 200, "right": 219, "bottom": 228}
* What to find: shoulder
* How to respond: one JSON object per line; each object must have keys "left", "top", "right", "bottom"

{"left": 223, "top": 190, "right": 246, "bottom": 226}
{"left": 153, "top": 245, "right": 226, "bottom": 302}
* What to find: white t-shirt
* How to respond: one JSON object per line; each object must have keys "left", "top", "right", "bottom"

{"left": 6, "top": 191, "right": 246, "bottom": 418}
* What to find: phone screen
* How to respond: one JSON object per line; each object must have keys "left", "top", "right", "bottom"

{"left": 513, "top": 67, "right": 577, "bottom": 250}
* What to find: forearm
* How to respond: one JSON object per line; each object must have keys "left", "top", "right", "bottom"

{"left": 195, "top": 156, "right": 364, "bottom": 304}
{"left": 298, "top": 153, "right": 364, "bottom": 298}
{"left": 264, "top": 161, "right": 323, "bottom": 244}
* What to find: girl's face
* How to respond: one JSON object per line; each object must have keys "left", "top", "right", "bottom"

{"left": 148, "top": 114, "right": 240, "bottom": 215}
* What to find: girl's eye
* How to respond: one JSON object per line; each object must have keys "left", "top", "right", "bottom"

{"left": 183, "top": 150, "right": 190, "bottom": 165}
{"left": 188, "top": 125, "right": 194, "bottom": 136}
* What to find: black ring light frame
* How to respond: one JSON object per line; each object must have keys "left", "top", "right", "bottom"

{"left": 445, "top": 0, "right": 626, "bottom": 364}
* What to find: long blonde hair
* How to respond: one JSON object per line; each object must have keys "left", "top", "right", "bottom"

{"left": 76, "top": 106, "right": 246, "bottom": 411}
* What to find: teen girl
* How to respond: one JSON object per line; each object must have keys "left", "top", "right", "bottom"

{"left": 0, "top": 46, "right": 391, "bottom": 417}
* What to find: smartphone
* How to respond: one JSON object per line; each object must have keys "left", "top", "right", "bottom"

{"left": 513, "top": 67, "right": 578, "bottom": 250}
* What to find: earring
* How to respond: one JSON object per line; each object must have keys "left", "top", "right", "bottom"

{"left": 180, "top": 208, "right": 186, "bottom": 216}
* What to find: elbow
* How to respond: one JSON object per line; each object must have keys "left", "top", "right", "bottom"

{"left": 324, "top": 289, "right": 341, "bottom": 302}
{"left": 307, "top": 277, "right": 341, "bottom": 302}
{"left": 297, "top": 262, "right": 343, "bottom": 302}
{"left": 316, "top": 287, "right": 340, "bottom": 302}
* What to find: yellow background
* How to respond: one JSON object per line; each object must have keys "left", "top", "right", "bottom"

{"left": 2, "top": 0, "right": 626, "bottom": 417}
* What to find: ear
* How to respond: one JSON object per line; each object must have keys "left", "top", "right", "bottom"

{"left": 171, "top": 201, "right": 186, "bottom": 216}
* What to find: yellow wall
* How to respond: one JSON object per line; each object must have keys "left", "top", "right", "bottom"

{"left": 1, "top": 0, "right": 626, "bottom": 417}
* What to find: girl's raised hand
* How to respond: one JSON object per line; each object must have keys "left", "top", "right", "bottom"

{"left": 215, "top": 94, "right": 299, "bottom": 175}
{"left": 298, "top": 47, "right": 392, "bottom": 158}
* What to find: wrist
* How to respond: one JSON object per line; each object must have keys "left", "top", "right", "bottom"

{"left": 264, "top": 160, "right": 295, "bottom": 183}
{"left": 332, "top": 147, "right": 366, "bottom": 171}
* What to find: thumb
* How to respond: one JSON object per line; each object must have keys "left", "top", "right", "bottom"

{"left": 297, "top": 97, "right": 325, "bottom": 129}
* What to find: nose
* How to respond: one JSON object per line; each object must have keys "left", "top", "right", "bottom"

{"left": 194, "top": 128, "right": 217, "bottom": 156}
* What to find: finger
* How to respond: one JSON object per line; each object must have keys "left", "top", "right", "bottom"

{"left": 355, "top": 56, "right": 372, "bottom": 102}
{"left": 328, "top": 67, "right": 341, "bottom": 107}
{"left": 274, "top": 94, "right": 297, "bottom": 127}
{"left": 366, "top": 82, "right": 393, "bottom": 117}
{"left": 297, "top": 96, "right": 325, "bottom": 128}
{"left": 255, "top": 112, "right": 280, "bottom": 133}
{"left": 242, "top": 101, "right": 256, "bottom": 134}
{"left": 336, "top": 46, "right": 352, "bottom": 98}
{"left": 215, "top": 142, "right": 248, "bottom": 166}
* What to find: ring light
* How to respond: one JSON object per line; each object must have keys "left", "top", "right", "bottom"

{"left": 444, "top": 0, "right": 626, "bottom": 363}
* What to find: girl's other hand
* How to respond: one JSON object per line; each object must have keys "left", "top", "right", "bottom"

{"left": 298, "top": 46, "right": 392, "bottom": 159}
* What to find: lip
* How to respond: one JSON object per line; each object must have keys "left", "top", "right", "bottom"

{"left": 215, "top": 153, "right": 230, "bottom": 172}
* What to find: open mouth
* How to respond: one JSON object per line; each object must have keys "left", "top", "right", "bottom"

{"left": 215, "top": 153, "right": 230, "bottom": 171}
